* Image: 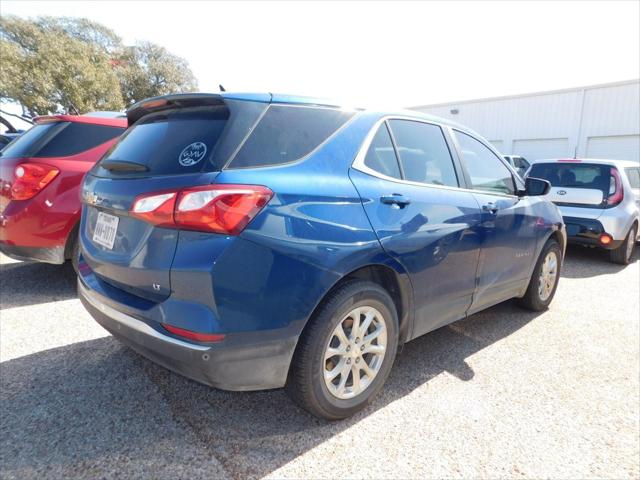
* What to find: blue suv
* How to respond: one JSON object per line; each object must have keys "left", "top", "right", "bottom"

{"left": 78, "top": 93, "right": 566, "bottom": 419}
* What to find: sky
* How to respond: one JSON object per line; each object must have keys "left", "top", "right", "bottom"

{"left": 2, "top": 0, "right": 640, "bottom": 110}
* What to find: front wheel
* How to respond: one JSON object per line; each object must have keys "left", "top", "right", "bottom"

{"left": 609, "top": 225, "right": 637, "bottom": 265}
{"left": 518, "top": 238, "right": 562, "bottom": 311}
{"left": 285, "top": 280, "right": 399, "bottom": 420}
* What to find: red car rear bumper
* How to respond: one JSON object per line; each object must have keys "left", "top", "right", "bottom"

{"left": 0, "top": 190, "right": 78, "bottom": 264}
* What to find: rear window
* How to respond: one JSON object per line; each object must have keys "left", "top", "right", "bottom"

{"left": 100, "top": 107, "right": 229, "bottom": 176}
{"left": 95, "top": 100, "right": 269, "bottom": 177}
{"left": 529, "top": 162, "right": 613, "bottom": 195}
{"left": 0, "top": 122, "right": 122, "bottom": 159}
{"left": 228, "top": 105, "right": 355, "bottom": 168}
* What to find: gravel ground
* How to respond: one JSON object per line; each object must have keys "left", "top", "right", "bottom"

{"left": 1, "top": 248, "right": 638, "bottom": 479}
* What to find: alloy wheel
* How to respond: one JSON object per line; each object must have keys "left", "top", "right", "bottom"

{"left": 538, "top": 251, "right": 558, "bottom": 301}
{"left": 323, "top": 306, "right": 387, "bottom": 399}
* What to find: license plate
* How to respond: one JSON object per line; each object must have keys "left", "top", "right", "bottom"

{"left": 93, "top": 212, "right": 119, "bottom": 249}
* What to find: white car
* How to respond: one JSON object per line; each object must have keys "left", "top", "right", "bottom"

{"left": 526, "top": 158, "right": 639, "bottom": 264}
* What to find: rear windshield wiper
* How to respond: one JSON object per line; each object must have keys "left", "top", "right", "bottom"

{"left": 100, "top": 159, "right": 149, "bottom": 172}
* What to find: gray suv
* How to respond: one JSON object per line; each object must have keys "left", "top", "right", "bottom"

{"left": 527, "top": 158, "right": 639, "bottom": 264}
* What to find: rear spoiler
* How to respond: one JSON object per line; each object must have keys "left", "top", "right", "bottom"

{"left": 126, "top": 93, "right": 229, "bottom": 126}
{"left": 33, "top": 114, "right": 127, "bottom": 128}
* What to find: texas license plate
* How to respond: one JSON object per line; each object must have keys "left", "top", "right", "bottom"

{"left": 93, "top": 212, "right": 119, "bottom": 249}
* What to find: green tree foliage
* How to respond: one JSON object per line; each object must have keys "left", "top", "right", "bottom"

{"left": 0, "top": 16, "right": 198, "bottom": 116}
{"left": 115, "top": 41, "right": 198, "bottom": 106}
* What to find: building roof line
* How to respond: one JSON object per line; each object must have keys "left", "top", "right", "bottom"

{"left": 410, "top": 79, "right": 640, "bottom": 110}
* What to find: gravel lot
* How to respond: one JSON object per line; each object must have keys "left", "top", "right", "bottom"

{"left": 1, "top": 248, "right": 638, "bottom": 479}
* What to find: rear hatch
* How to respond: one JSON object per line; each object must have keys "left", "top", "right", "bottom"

{"left": 528, "top": 161, "right": 619, "bottom": 208}
{"left": 80, "top": 94, "right": 269, "bottom": 301}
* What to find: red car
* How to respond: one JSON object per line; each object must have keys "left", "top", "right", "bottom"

{"left": 0, "top": 113, "right": 126, "bottom": 269}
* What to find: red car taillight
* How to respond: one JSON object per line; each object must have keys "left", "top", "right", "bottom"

{"left": 10, "top": 163, "right": 59, "bottom": 200}
{"left": 131, "top": 184, "right": 273, "bottom": 235}
{"left": 606, "top": 167, "right": 624, "bottom": 207}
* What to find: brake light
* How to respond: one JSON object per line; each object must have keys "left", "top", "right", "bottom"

{"left": 10, "top": 163, "right": 59, "bottom": 200}
{"left": 129, "top": 184, "right": 273, "bottom": 234}
{"left": 606, "top": 167, "right": 624, "bottom": 207}
{"left": 558, "top": 159, "right": 582, "bottom": 163}
{"left": 175, "top": 185, "right": 273, "bottom": 234}
{"left": 162, "top": 323, "right": 225, "bottom": 343}
{"left": 131, "top": 192, "right": 176, "bottom": 227}
{"left": 599, "top": 233, "right": 613, "bottom": 245}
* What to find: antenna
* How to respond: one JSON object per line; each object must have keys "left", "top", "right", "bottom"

{"left": 219, "top": 84, "right": 226, "bottom": 92}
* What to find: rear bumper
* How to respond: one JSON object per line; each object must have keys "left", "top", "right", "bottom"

{"left": 0, "top": 242, "right": 65, "bottom": 264}
{"left": 562, "top": 216, "right": 623, "bottom": 250}
{"left": 78, "top": 275, "right": 298, "bottom": 391}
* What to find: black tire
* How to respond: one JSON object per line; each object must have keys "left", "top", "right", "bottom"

{"left": 517, "top": 238, "right": 562, "bottom": 311}
{"left": 609, "top": 224, "right": 637, "bottom": 265}
{"left": 285, "top": 280, "right": 399, "bottom": 420}
{"left": 70, "top": 235, "right": 79, "bottom": 274}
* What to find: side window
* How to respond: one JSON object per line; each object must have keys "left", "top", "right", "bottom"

{"left": 363, "top": 124, "right": 401, "bottom": 179}
{"left": 626, "top": 168, "right": 640, "bottom": 189}
{"left": 455, "top": 131, "right": 516, "bottom": 195}
{"left": 229, "top": 105, "right": 354, "bottom": 168}
{"left": 387, "top": 120, "right": 459, "bottom": 187}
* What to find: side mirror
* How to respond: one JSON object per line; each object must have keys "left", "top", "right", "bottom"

{"left": 522, "top": 177, "right": 551, "bottom": 196}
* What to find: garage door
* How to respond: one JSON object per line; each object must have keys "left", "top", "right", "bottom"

{"left": 489, "top": 140, "right": 504, "bottom": 152}
{"left": 513, "top": 138, "right": 569, "bottom": 161}
{"left": 586, "top": 135, "right": 639, "bottom": 162}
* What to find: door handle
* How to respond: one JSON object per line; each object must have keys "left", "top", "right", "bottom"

{"left": 381, "top": 194, "right": 411, "bottom": 208}
{"left": 482, "top": 202, "right": 499, "bottom": 214}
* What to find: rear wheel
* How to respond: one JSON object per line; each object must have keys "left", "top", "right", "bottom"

{"left": 518, "top": 238, "right": 562, "bottom": 311}
{"left": 609, "top": 225, "right": 637, "bottom": 265}
{"left": 286, "top": 280, "right": 399, "bottom": 420}
{"left": 70, "top": 235, "right": 79, "bottom": 274}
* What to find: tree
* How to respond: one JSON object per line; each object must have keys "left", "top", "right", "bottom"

{"left": 0, "top": 16, "right": 124, "bottom": 116}
{"left": 114, "top": 41, "right": 198, "bottom": 106}
{"left": 0, "top": 16, "right": 198, "bottom": 116}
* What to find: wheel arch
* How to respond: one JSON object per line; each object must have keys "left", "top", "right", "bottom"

{"left": 303, "top": 260, "right": 414, "bottom": 346}
{"left": 63, "top": 221, "right": 80, "bottom": 260}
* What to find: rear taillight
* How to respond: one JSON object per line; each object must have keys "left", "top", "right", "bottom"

{"left": 599, "top": 233, "right": 613, "bottom": 246}
{"left": 130, "top": 184, "right": 273, "bottom": 235}
{"left": 162, "top": 323, "right": 225, "bottom": 343}
{"left": 131, "top": 192, "right": 177, "bottom": 227}
{"left": 10, "top": 163, "right": 59, "bottom": 200}
{"left": 606, "top": 167, "right": 624, "bottom": 207}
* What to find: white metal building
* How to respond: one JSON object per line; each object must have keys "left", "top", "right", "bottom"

{"left": 411, "top": 79, "right": 640, "bottom": 163}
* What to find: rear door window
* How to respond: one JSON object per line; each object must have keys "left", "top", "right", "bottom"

{"left": 455, "top": 131, "right": 515, "bottom": 195}
{"left": 387, "top": 120, "right": 459, "bottom": 187}
{"left": 363, "top": 124, "right": 402, "bottom": 179}
{"left": 0, "top": 122, "right": 123, "bottom": 159}
{"left": 228, "top": 105, "right": 354, "bottom": 168}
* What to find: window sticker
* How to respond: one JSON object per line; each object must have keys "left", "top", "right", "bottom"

{"left": 179, "top": 142, "right": 207, "bottom": 167}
